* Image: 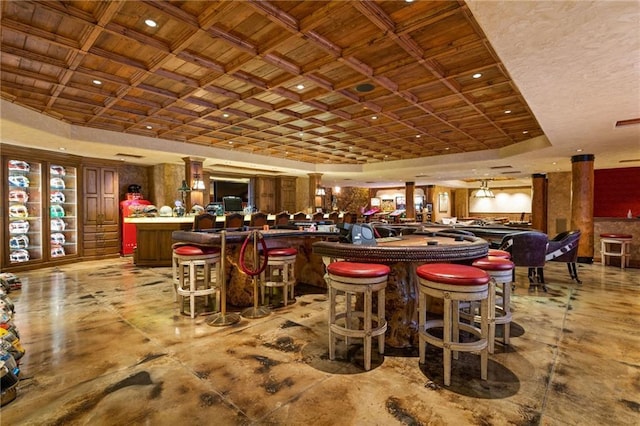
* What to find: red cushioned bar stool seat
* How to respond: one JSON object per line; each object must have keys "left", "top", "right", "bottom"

{"left": 172, "top": 244, "right": 221, "bottom": 318}
{"left": 260, "top": 247, "right": 298, "bottom": 307}
{"left": 326, "top": 261, "right": 390, "bottom": 371}
{"left": 488, "top": 249, "right": 511, "bottom": 259}
{"left": 600, "top": 233, "right": 632, "bottom": 269}
{"left": 468, "top": 256, "right": 515, "bottom": 353}
{"left": 416, "top": 263, "right": 490, "bottom": 386}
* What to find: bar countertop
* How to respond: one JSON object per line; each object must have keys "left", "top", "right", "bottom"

{"left": 125, "top": 216, "right": 195, "bottom": 224}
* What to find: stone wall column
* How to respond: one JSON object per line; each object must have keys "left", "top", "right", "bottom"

{"left": 571, "top": 154, "right": 595, "bottom": 263}
{"left": 531, "top": 173, "right": 547, "bottom": 232}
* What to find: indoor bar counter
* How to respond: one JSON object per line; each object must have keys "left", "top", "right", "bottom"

{"left": 125, "top": 216, "right": 195, "bottom": 266}
{"left": 313, "top": 231, "right": 489, "bottom": 348}
{"left": 126, "top": 213, "right": 337, "bottom": 267}
{"left": 172, "top": 228, "right": 340, "bottom": 307}
{"left": 313, "top": 231, "right": 488, "bottom": 348}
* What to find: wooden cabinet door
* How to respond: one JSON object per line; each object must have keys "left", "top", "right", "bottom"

{"left": 101, "top": 167, "right": 118, "bottom": 225}
{"left": 277, "top": 176, "right": 297, "bottom": 213}
{"left": 82, "top": 165, "right": 119, "bottom": 258}
{"left": 256, "top": 177, "right": 276, "bottom": 213}
{"left": 83, "top": 166, "right": 100, "bottom": 225}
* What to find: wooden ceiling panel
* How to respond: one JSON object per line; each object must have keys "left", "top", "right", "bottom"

{"left": 0, "top": 0, "right": 545, "bottom": 165}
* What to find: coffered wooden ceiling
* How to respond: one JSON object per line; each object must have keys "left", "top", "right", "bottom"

{"left": 1, "top": 0, "right": 544, "bottom": 167}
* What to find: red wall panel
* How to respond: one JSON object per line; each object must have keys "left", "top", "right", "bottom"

{"left": 594, "top": 167, "right": 640, "bottom": 217}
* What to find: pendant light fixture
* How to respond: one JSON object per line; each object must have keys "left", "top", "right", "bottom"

{"left": 474, "top": 180, "right": 495, "bottom": 198}
{"left": 192, "top": 173, "right": 205, "bottom": 191}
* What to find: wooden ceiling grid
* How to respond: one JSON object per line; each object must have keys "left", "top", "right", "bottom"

{"left": 1, "top": 0, "right": 544, "bottom": 165}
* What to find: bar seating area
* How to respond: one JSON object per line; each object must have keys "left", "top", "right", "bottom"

{"left": 260, "top": 247, "right": 298, "bottom": 307}
{"left": 326, "top": 261, "right": 389, "bottom": 372}
{"left": 416, "top": 263, "right": 491, "bottom": 387}
{"left": 0, "top": 1, "right": 638, "bottom": 423}
{"left": 172, "top": 244, "right": 221, "bottom": 318}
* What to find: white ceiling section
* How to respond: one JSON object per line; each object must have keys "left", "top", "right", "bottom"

{"left": 1, "top": 1, "right": 639, "bottom": 189}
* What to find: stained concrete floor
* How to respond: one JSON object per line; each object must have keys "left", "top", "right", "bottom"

{"left": 1, "top": 258, "right": 639, "bottom": 425}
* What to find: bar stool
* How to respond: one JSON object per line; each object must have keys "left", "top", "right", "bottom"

{"left": 417, "top": 263, "right": 490, "bottom": 386}
{"left": 600, "top": 233, "right": 632, "bottom": 269}
{"left": 488, "top": 249, "right": 511, "bottom": 259}
{"left": 470, "top": 256, "right": 515, "bottom": 353}
{"left": 172, "top": 244, "right": 221, "bottom": 318}
{"left": 260, "top": 247, "right": 297, "bottom": 306}
{"left": 326, "top": 261, "right": 389, "bottom": 371}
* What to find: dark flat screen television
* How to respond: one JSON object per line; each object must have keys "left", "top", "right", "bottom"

{"left": 222, "top": 196, "right": 243, "bottom": 212}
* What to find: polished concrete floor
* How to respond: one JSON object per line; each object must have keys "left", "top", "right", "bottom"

{"left": 1, "top": 258, "right": 639, "bottom": 425}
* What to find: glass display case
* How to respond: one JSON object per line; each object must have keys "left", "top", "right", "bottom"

{"left": 7, "top": 158, "right": 42, "bottom": 265}
{"left": 4, "top": 156, "right": 79, "bottom": 268}
{"left": 49, "top": 164, "right": 78, "bottom": 259}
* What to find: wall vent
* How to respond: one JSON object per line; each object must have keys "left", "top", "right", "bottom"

{"left": 615, "top": 118, "right": 640, "bottom": 127}
{"left": 115, "top": 153, "right": 144, "bottom": 158}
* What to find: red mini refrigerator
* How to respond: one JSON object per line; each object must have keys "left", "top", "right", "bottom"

{"left": 120, "top": 195, "right": 151, "bottom": 256}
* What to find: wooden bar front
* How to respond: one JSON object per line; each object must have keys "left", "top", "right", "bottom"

{"left": 313, "top": 232, "right": 489, "bottom": 348}
{"left": 172, "top": 229, "right": 340, "bottom": 307}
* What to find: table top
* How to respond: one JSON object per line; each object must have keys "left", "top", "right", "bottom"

{"left": 172, "top": 228, "right": 339, "bottom": 245}
{"left": 312, "top": 231, "right": 488, "bottom": 263}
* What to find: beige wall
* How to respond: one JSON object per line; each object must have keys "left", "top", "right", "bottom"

{"left": 432, "top": 185, "right": 453, "bottom": 222}
{"left": 547, "top": 171, "right": 572, "bottom": 236}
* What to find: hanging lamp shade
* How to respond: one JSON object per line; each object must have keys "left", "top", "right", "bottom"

{"left": 474, "top": 180, "right": 495, "bottom": 198}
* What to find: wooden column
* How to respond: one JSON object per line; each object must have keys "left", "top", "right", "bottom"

{"left": 531, "top": 173, "right": 547, "bottom": 232}
{"left": 405, "top": 181, "right": 415, "bottom": 219}
{"left": 308, "top": 173, "right": 322, "bottom": 211}
{"left": 183, "top": 157, "right": 204, "bottom": 211}
{"left": 571, "top": 154, "right": 595, "bottom": 263}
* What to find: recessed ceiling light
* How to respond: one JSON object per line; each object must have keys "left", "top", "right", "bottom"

{"left": 371, "top": 116, "right": 378, "bottom": 120}
{"left": 296, "top": 84, "right": 304, "bottom": 90}
{"left": 223, "top": 113, "right": 229, "bottom": 118}
{"left": 92, "top": 79, "right": 102, "bottom": 85}
{"left": 145, "top": 19, "right": 157, "bottom": 28}
{"left": 522, "top": 130, "right": 529, "bottom": 134}
{"left": 146, "top": 125, "right": 152, "bottom": 129}
{"left": 552, "top": 162, "right": 557, "bottom": 165}
{"left": 445, "top": 147, "right": 450, "bottom": 150}
{"left": 59, "top": 147, "right": 66, "bottom": 151}
{"left": 504, "top": 110, "right": 512, "bottom": 114}
{"left": 576, "top": 148, "right": 583, "bottom": 152}
{"left": 228, "top": 141, "right": 233, "bottom": 144}
{"left": 416, "top": 135, "right": 421, "bottom": 138}
{"left": 472, "top": 73, "right": 482, "bottom": 79}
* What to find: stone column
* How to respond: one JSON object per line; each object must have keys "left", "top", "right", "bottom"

{"left": 405, "top": 181, "right": 415, "bottom": 219}
{"left": 531, "top": 173, "right": 547, "bottom": 232}
{"left": 571, "top": 154, "right": 595, "bottom": 263}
